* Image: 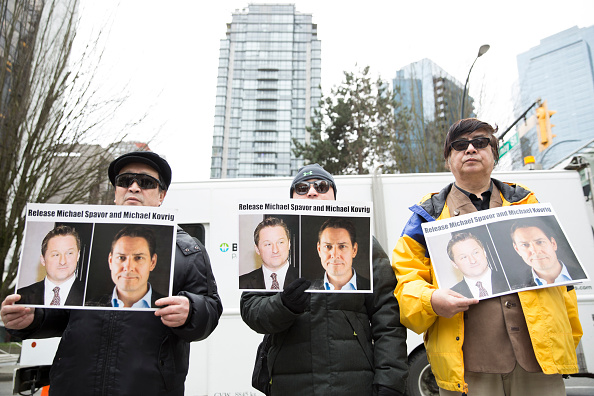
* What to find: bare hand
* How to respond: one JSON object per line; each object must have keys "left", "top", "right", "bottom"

{"left": 154, "top": 296, "right": 190, "bottom": 328}
{"left": 430, "top": 288, "right": 478, "bottom": 318}
{"left": 1, "top": 295, "right": 35, "bottom": 330}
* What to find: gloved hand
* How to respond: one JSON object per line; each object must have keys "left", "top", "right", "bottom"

{"left": 280, "top": 277, "right": 311, "bottom": 314}
{"left": 376, "top": 384, "right": 404, "bottom": 396}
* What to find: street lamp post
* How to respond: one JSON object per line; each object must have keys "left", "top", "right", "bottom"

{"left": 460, "top": 44, "right": 490, "bottom": 119}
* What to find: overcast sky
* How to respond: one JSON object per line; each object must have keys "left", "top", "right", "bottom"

{"left": 77, "top": 0, "right": 594, "bottom": 181}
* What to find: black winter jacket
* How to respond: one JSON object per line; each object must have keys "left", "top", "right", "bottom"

{"left": 241, "top": 237, "right": 408, "bottom": 395}
{"left": 10, "top": 228, "right": 223, "bottom": 396}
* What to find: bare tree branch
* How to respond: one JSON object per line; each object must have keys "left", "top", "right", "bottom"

{"left": 0, "top": 0, "right": 140, "bottom": 298}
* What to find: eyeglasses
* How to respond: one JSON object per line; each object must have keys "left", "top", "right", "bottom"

{"left": 115, "top": 173, "right": 164, "bottom": 190}
{"left": 450, "top": 137, "right": 491, "bottom": 152}
{"left": 293, "top": 180, "right": 330, "bottom": 195}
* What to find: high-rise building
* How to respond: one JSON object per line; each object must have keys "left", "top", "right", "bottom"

{"left": 210, "top": 4, "right": 321, "bottom": 178}
{"left": 392, "top": 59, "right": 473, "bottom": 172}
{"left": 393, "top": 58, "right": 474, "bottom": 132}
{"left": 515, "top": 25, "right": 594, "bottom": 169}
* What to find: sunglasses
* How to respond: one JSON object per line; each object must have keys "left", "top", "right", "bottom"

{"left": 293, "top": 180, "right": 330, "bottom": 195}
{"left": 450, "top": 137, "right": 491, "bottom": 152}
{"left": 114, "top": 173, "right": 165, "bottom": 190}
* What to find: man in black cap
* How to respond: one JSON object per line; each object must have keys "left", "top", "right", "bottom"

{"left": 2, "top": 151, "right": 223, "bottom": 396}
{"left": 108, "top": 151, "right": 171, "bottom": 206}
{"left": 240, "top": 163, "right": 408, "bottom": 396}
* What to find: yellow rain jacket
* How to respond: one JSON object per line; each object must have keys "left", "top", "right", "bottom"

{"left": 392, "top": 180, "right": 582, "bottom": 393}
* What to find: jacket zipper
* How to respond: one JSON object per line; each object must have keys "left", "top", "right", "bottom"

{"left": 101, "top": 311, "right": 117, "bottom": 396}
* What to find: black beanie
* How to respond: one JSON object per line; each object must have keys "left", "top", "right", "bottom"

{"left": 290, "top": 163, "right": 337, "bottom": 198}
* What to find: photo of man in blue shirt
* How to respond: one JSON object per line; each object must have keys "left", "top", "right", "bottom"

{"left": 510, "top": 219, "right": 582, "bottom": 286}
{"left": 310, "top": 217, "right": 370, "bottom": 291}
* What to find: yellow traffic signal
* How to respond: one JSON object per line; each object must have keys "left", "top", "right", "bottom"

{"left": 536, "top": 100, "right": 556, "bottom": 151}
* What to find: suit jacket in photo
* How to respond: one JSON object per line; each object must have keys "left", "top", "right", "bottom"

{"left": 450, "top": 268, "right": 509, "bottom": 299}
{"left": 239, "top": 265, "right": 299, "bottom": 290}
{"left": 85, "top": 287, "right": 166, "bottom": 308}
{"left": 310, "top": 273, "right": 371, "bottom": 291}
{"left": 17, "top": 278, "right": 85, "bottom": 306}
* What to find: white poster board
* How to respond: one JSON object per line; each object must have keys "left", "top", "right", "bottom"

{"left": 423, "top": 203, "right": 588, "bottom": 299}
{"left": 16, "top": 203, "right": 177, "bottom": 311}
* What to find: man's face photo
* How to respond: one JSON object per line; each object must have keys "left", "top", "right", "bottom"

{"left": 109, "top": 236, "right": 157, "bottom": 296}
{"left": 255, "top": 225, "right": 290, "bottom": 271}
{"left": 512, "top": 226, "right": 559, "bottom": 273}
{"left": 317, "top": 227, "right": 358, "bottom": 279}
{"left": 40, "top": 235, "right": 80, "bottom": 285}
{"left": 450, "top": 238, "right": 489, "bottom": 279}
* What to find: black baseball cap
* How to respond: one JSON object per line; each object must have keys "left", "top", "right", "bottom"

{"left": 290, "top": 163, "right": 337, "bottom": 198}
{"left": 108, "top": 151, "right": 172, "bottom": 190}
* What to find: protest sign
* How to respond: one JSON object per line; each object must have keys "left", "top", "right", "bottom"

{"left": 15, "top": 203, "right": 177, "bottom": 311}
{"left": 422, "top": 203, "right": 588, "bottom": 299}
{"left": 238, "top": 200, "right": 373, "bottom": 293}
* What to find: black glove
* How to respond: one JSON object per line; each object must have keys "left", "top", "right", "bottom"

{"left": 280, "top": 277, "right": 311, "bottom": 314}
{"left": 376, "top": 385, "right": 404, "bottom": 396}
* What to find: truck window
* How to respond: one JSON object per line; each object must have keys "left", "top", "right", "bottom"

{"left": 179, "top": 223, "right": 206, "bottom": 245}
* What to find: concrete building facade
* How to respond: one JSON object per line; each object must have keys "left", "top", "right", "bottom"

{"left": 515, "top": 25, "right": 594, "bottom": 169}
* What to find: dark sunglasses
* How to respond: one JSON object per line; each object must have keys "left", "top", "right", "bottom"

{"left": 450, "top": 137, "right": 491, "bottom": 151}
{"left": 294, "top": 180, "right": 330, "bottom": 195}
{"left": 114, "top": 173, "right": 165, "bottom": 190}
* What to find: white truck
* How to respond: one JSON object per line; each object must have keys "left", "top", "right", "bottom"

{"left": 16, "top": 170, "right": 594, "bottom": 396}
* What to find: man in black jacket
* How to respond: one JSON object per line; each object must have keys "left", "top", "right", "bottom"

{"left": 241, "top": 163, "right": 407, "bottom": 396}
{"left": 1, "top": 151, "right": 223, "bottom": 396}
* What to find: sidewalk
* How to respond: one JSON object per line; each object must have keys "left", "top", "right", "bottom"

{"left": 0, "top": 365, "right": 13, "bottom": 396}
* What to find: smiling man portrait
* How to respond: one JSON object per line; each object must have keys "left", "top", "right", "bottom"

{"left": 240, "top": 217, "right": 298, "bottom": 290}
{"left": 17, "top": 225, "right": 84, "bottom": 306}
{"left": 447, "top": 231, "right": 509, "bottom": 299}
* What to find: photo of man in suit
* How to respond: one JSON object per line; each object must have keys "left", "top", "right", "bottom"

{"left": 447, "top": 231, "right": 509, "bottom": 299}
{"left": 17, "top": 225, "right": 84, "bottom": 306}
{"left": 510, "top": 219, "right": 585, "bottom": 287}
{"left": 310, "top": 218, "right": 370, "bottom": 291}
{"left": 87, "top": 225, "right": 165, "bottom": 308}
{"left": 239, "top": 217, "right": 298, "bottom": 290}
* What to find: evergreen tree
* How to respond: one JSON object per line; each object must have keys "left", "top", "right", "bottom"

{"left": 294, "top": 66, "right": 413, "bottom": 175}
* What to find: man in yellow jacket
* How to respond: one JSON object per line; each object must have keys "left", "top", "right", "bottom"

{"left": 392, "top": 118, "right": 582, "bottom": 396}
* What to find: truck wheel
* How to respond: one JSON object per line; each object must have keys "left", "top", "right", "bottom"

{"left": 407, "top": 348, "right": 439, "bottom": 396}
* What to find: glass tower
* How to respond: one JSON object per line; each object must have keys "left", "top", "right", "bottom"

{"left": 393, "top": 59, "right": 474, "bottom": 132}
{"left": 515, "top": 25, "right": 594, "bottom": 169}
{"left": 210, "top": 4, "right": 321, "bottom": 178}
{"left": 392, "top": 59, "right": 473, "bottom": 172}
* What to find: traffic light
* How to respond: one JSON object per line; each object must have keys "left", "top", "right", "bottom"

{"left": 536, "top": 100, "right": 556, "bottom": 151}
